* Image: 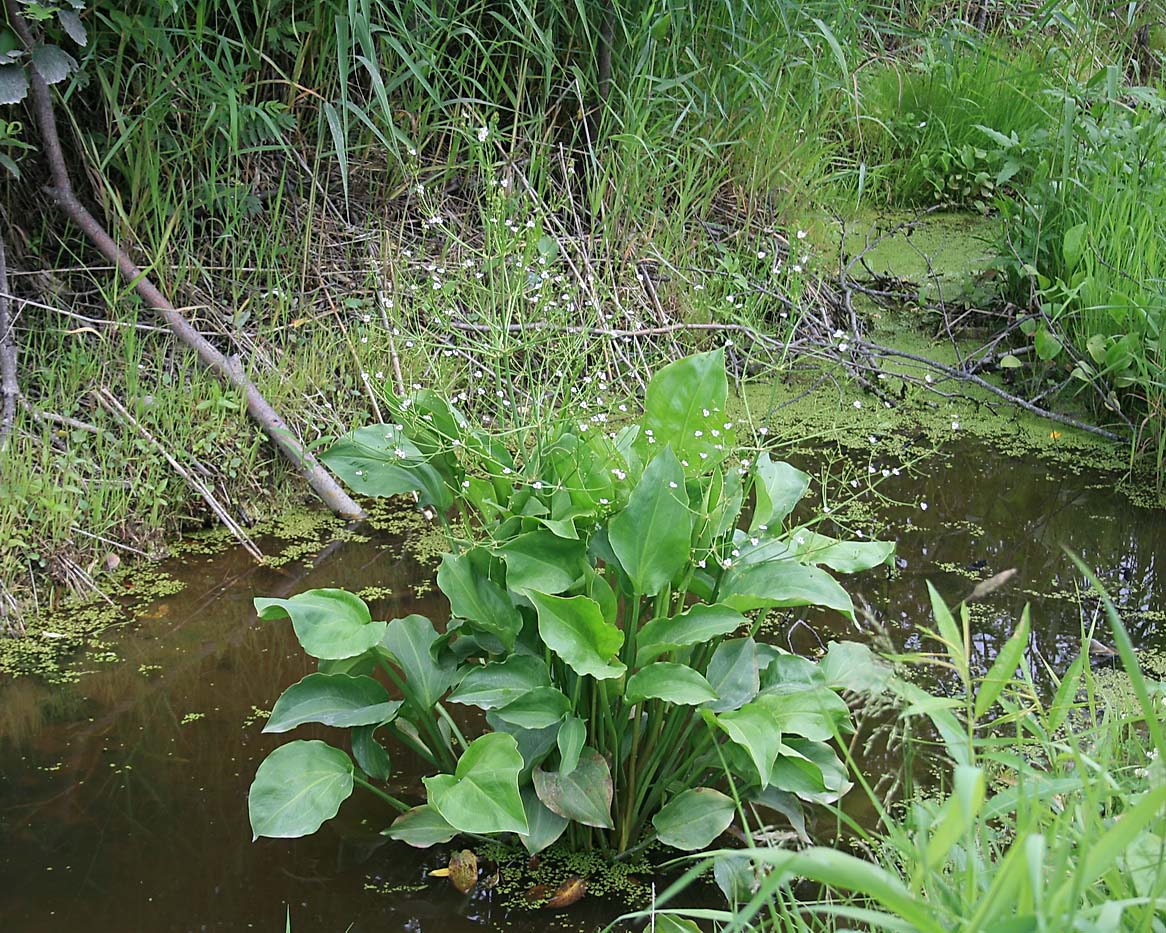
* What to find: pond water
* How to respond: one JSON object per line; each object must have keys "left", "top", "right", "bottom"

{"left": 1, "top": 436, "right": 1163, "bottom": 931}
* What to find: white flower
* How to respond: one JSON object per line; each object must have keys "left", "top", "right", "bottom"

{"left": 477, "top": 125, "right": 489, "bottom": 142}
{"left": 920, "top": 501, "right": 928, "bottom": 511}
{"left": 796, "top": 230, "right": 807, "bottom": 240}
{"left": 853, "top": 400, "right": 862, "bottom": 409}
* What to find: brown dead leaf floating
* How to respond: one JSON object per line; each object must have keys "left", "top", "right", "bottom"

{"left": 429, "top": 850, "right": 479, "bottom": 894}
{"left": 544, "top": 876, "right": 587, "bottom": 909}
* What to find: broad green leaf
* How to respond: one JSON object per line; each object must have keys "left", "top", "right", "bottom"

{"left": 758, "top": 647, "right": 825, "bottom": 691}
{"left": 519, "top": 785, "right": 569, "bottom": 854}
{"left": 719, "top": 560, "right": 855, "bottom": 621}
{"left": 528, "top": 591, "right": 626, "bottom": 680}
{"left": 31, "top": 44, "right": 76, "bottom": 84}
{"left": 821, "top": 641, "right": 892, "bottom": 694}
{"left": 386, "top": 805, "right": 457, "bottom": 847}
{"left": 636, "top": 603, "right": 747, "bottom": 667}
{"left": 782, "top": 738, "right": 852, "bottom": 804}
{"left": 639, "top": 347, "right": 734, "bottom": 473}
{"left": 248, "top": 740, "right": 354, "bottom": 839}
{"left": 609, "top": 448, "right": 693, "bottom": 596}
{"left": 0, "top": 64, "right": 28, "bottom": 105}
{"left": 498, "top": 530, "right": 587, "bottom": 596}
{"left": 533, "top": 747, "right": 613, "bottom": 828}
{"left": 786, "top": 530, "right": 895, "bottom": 573}
{"left": 381, "top": 614, "right": 457, "bottom": 709}
{"left": 625, "top": 662, "right": 718, "bottom": 706}
{"left": 351, "top": 724, "right": 391, "bottom": 781}
{"left": 492, "top": 686, "right": 572, "bottom": 729}
{"left": 556, "top": 715, "right": 586, "bottom": 775}
{"left": 486, "top": 714, "right": 561, "bottom": 778}
{"left": 652, "top": 787, "right": 736, "bottom": 850}
{"left": 437, "top": 550, "right": 522, "bottom": 649}
{"left": 446, "top": 655, "right": 550, "bottom": 710}
{"left": 705, "top": 638, "right": 760, "bottom": 712}
{"left": 974, "top": 606, "right": 1030, "bottom": 720}
{"left": 58, "top": 10, "right": 87, "bottom": 47}
{"left": 751, "top": 454, "right": 811, "bottom": 532}
{"left": 711, "top": 698, "right": 784, "bottom": 787}
{"left": 264, "top": 673, "right": 401, "bottom": 733}
{"left": 999, "top": 354, "right": 1023, "bottom": 369}
{"left": 323, "top": 423, "right": 452, "bottom": 509}
{"left": 424, "top": 733, "right": 528, "bottom": 835}
{"left": 255, "top": 589, "right": 386, "bottom": 660}
{"left": 1034, "top": 328, "right": 1063, "bottom": 361}
{"left": 761, "top": 686, "right": 852, "bottom": 741}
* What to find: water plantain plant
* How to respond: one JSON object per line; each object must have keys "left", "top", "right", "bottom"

{"left": 247, "top": 349, "right": 895, "bottom": 855}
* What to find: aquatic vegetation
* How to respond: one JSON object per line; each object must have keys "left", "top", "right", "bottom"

{"left": 632, "top": 574, "right": 1166, "bottom": 930}
{"left": 247, "top": 349, "right": 894, "bottom": 855}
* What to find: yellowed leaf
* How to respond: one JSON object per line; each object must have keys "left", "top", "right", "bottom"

{"left": 544, "top": 875, "right": 587, "bottom": 909}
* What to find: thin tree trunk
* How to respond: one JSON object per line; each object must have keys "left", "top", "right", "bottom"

{"left": 7, "top": 3, "right": 364, "bottom": 521}
{"left": 0, "top": 228, "right": 15, "bottom": 453}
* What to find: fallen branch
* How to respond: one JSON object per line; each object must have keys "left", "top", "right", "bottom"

{"left": 0, "top": 228, "right": 16, "bottom": 452}
{"left": 8, "top": 4, "right": 364, "bottom": 521}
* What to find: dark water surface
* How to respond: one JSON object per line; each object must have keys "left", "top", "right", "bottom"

{"left": 1, "top": 438, "right": 1163, "bottom": 931}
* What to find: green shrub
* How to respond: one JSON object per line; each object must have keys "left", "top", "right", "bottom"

{"left": 246, "top": 349, "right": 895, "bottom": 855}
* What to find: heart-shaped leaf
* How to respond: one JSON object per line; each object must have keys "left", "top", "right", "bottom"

{"left": 760, "top": 686, "right": 852, "bottom": 741}
{"left": 609, "top": 448, "right": 693, "bottom": 596}
{"left": 652, "top": 787, "right": 735, "bottom": 850}
{"left": 447, "top": 655, "right": 550, "bottom": 710}
{"left": 750, "top": 454, "right": 810, "bottom": 532}
{"left": 249, "top": 740, "right": 354, "bottom": 839}
{"left": 528, "top": 592, "right": 626, "bottom": 680}
{"left": 499, "top": 530, "right": 587, "bottom": 596}
{"left": 351, "top": 724, "right": 391, "bottom": 781}
{"left": 437, "top": 550, "right": 522, "bottom": 649}
{"left": 533, "top": 748, "right": 614, "bottom": 829}
{"left": 264, "top": 673, "right": 402, "bottom": 732}
{"left": 704, "top": 637, "right": 761, "bottom": 712}
{"left": 255, "top": 589, "right": 386, "bottom": 660}
{"left": 387, "top": 805, "right": 458, "bottom": 847}
{"left": 323, "top": 423, "right": 452, "bottom": 509}
{"left": 625, "top": 662, "right": 718, "bottom": 706}
{"left": 638, "top": 347, "right": 733, "bottom": 473}
{"left": 636, "top": 603, "right": 746, "bottom": 666}
{"left": 381, "top": 614, "right": 457, "bottom": 709}
{"left": 493, "top": 686, "right": 572, "bottom": 729}
{"left": 519, "top": 785, "right": 569, "bottom": 854}
{"left": 718, "top": 560, "right": 855, "bottom": 621}
{"left": 709, "top": 697, "right": 784, "bottom": 787}
{"left": 785, "top": 531, "right": 895, "bottom": 574}
{"left": 820, "top": 641, "right": 892, "bottom": 695}
{"left": 424, "top": 733, "right": 528, "bottom": 835}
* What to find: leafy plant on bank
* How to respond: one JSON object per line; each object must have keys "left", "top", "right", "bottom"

{"left": 246, "top": 348, "right": 895, "bottom": 855}
{"left": 632, "top": 571, "right": 1166, "bottom": 930}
